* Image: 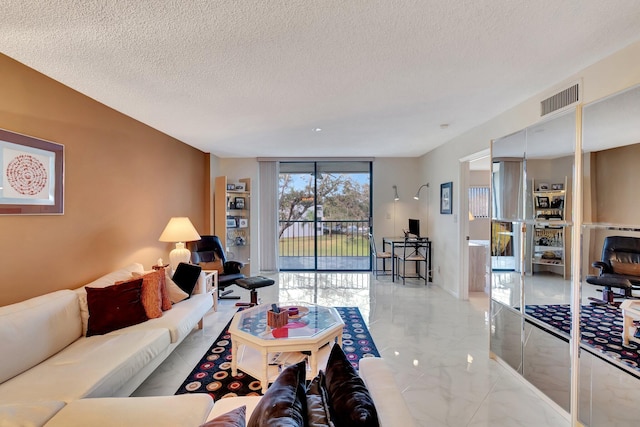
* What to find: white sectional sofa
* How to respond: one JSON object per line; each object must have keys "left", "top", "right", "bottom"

{"left": 37, "top": 357, "right": 414, "bottom": 427}
{"left": 0, "top": 263, "right": 214, "bottom": 426}
{"left": 0, "top": 262, "right": 415, "bottom": 426}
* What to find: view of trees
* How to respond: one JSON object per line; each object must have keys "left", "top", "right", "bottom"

{"left": 278, "top": 172, "right": 370, "bottom": 238}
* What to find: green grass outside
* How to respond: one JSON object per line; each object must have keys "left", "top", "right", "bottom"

{"left": 279, "top": 235, "right": 370, "bottom": 256}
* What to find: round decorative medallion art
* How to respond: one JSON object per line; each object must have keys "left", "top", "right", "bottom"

{"left": 6, "top": 154, "right": 47, "bottom": 195}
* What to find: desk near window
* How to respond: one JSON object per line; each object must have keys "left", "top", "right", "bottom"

{"left": 382, "top": 236, "right": 432, "bottom": 283}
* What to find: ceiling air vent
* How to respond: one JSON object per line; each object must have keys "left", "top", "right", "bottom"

{"left": 540, "top": 83, "right": 579, "bottom": 116}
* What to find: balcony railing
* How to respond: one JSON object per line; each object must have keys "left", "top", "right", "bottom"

{"left": 279, "top": 220, "right": 370, "bottom": 270}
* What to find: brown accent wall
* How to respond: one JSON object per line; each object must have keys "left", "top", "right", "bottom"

{"left": 0, "top": 54, "right": 208, "bottom": 306}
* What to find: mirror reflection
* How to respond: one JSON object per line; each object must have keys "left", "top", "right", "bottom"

{"left": 491, "top": 109, "right": 576, "bottom": 413}
{"left": 579, "top": 85, "right": 640, "bottom": 425}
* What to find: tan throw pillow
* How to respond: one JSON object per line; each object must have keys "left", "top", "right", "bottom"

{"left": 199, "top": 260, "right": 224, "bottom": 274}
{"left": 157, "top": 267, "right": 173, "bottom": 311}
{"left": 131, "top": 270, "right": 163, "bottom": 319}
{"left": 611, "top": 260, "right": 640, "bottom": 276}
{"left": 164, "top": 268, "right": 190, "bottom": 303}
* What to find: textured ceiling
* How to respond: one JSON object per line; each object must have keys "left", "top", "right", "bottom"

{"left": 1, "top": 1, "right": 640, "bottom": 158}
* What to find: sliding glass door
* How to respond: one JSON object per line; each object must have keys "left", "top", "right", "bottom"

{"left": 278, "top": 161, "right": 371, "bottom": 271}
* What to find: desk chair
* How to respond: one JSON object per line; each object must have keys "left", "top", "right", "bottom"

{"left": 396, "top": 236, "right": 429, "bottom": 285}
{"left": 369, "top": 233, "right": 393, "bottom": 277}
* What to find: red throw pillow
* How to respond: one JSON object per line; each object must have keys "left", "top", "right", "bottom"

{"left": 86, "top": 278, "right": 148, "bottom": 337}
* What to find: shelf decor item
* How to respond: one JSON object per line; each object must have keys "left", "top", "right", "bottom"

{"left": 536, "top": 196, "right": 550, "bottom": 208}
{"left": 235, "top": 197, "right": 245, "bottom": 209}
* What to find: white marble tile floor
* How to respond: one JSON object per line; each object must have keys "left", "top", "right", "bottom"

{"left": 132, "top": 273, "right": 569, "bottom": 426}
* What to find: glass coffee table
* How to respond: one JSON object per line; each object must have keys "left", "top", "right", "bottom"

{"left": 229, "top": 302, "right": 344, "bottom": 393}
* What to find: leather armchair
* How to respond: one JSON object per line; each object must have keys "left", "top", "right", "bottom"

{"left": 585, "top": 236, "right": 640, "bottom": 304}
{"left": 188, "top": 235, "right": 245, "bottom": 299}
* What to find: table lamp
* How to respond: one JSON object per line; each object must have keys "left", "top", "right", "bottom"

{"left": 159, "top": 217, "right": 201, "bottom": 272}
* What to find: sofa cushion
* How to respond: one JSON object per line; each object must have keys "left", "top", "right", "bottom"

{"left": 158, "top": 267, "right": 173, "bottom": 310}
{"left": 247, "top": 361, "right": 307, "bottom": 427}
{"left": 0, "top": 329, "right": 170, "bottom": 403}
{"left": 43, "top": 395, "right": 213, "bottom": 427}
{"left": 0, "top": 401, "right": 66, "bottom": 427}
{"left": 0, "top": 290, "right": 81, "bottom": 384}
{"left": 172, "top": 262, "right": 202, "bottom": 296}
{"left": 324, "top": 344, "right": 379, "bottom": 427}
{"left": 164, "top": 270, "right": 190, "bottom": 303}
{"left": 131, "top": 270, "right": 165, "bottom": 318}
{"left": 75, "top": 263, "right": 145, "bottom": 336}
{"left": 307, "top": 371, "right": 335, "bottom": 427}
{"left": 611, "top": 260, "right": 640, "bottom": 276}
{"left": 206, "top": 397, "right": 261, "bottom": 422}
{"left": 199, "top": 260, "right": 224, "bottom": 274}
{"left": 200, "top": 405, "right": 246, "bottom": 427}
{"left": 113, "top": 292, "right": 212, "bottom": 343}
{"left": 86, "top": 278, "right": 149, "bottom": 337}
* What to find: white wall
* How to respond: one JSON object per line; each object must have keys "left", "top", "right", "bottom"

{"left": 418, "top": 40, "right": 640, "bottom": 298}
{"left": 371, "top": 158, "right": 422, "bottom": 243}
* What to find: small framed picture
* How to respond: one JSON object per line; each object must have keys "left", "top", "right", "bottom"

{"left": 234, "top": 197, "right": 245, "bottom": 209}
{"left": 551, "top": 183, "right": 564, "bottom": 190}
{"left": 227, "top": 183, "right": 236, "bottom": 191}
{"left": 537, "top": 196, "right": 550, "bottom": 208}
{"left": 538, "top": 183, "right": 550, "bottom": 191}
{"left": 238, "top": 218, "right": 248, "bottom": 228}
{"left": 234, "top": 182, "right": 246, "bottom": 191}
{"left": 440, "top": 182, "right": 452, "bottom": 214}
{"left": 226, "top": 217, "right": 237, "bottom": 228}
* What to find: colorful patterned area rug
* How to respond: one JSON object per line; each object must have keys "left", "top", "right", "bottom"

{"left": 525, "top": 304, "right": 640, "bottom": 373}
{"left": 175, "top": 306, "right": 379, "bottom": 400}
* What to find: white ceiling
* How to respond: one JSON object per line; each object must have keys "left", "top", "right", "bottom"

{"left": 2, "top": 1, "right": 640, "bottom": 158}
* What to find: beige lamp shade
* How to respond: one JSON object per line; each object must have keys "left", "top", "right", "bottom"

{"left": 159, "top": 217, "right": 201, "bottom": 272}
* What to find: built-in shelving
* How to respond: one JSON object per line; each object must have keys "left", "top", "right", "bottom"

{"left": 531, "top": 177, "right": 570, "bottom": 278}
{"left": 214, "top": 176, "right": 251, "bottom": 275}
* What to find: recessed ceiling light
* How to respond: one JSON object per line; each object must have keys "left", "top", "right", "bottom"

{"left": 312, "top": 128, "right": 322, "bottom": 132}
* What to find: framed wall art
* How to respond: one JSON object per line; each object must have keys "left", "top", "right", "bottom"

{"left": 440, "top": 182, "right": 452, "bottom": 214}
{"left": 0, "top": 129, "right": 64, "bottom": 215}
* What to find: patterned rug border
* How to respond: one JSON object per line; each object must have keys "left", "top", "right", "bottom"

{"left": 175, "top": 306, "right": 379, "bottom": 399}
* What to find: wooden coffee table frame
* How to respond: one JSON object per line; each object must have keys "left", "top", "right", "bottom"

{"left": 229, "top": 304, "right": 344, "bottom": 393}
